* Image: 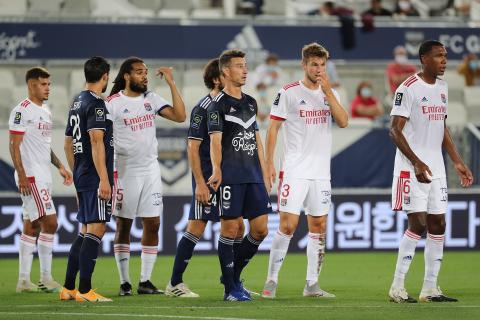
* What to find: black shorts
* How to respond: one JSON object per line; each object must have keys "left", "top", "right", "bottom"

{"left": 188, "top": 186, "right": 220, "bottom": 222}
{"left": 218, "top": 183, "right": 272, "bottom": 219}
{"left": 77, "top": 189, "right": 112, "bottom": 224}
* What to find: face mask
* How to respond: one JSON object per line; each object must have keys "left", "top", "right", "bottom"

{"left": 360, "top": 87, "right": 372, "bottom": 98}
{"left": 266, "top": 65, "right": 276, "bottom": 73}
{"left": 398, "top": 0, "right": 411, "bottom": 11}
{"left": 258, "top": 90, "right": 267, "bottom": 98}
{"left": 395, "top": 54, "right": 408, "bottom": 64}
{"left": 469, "top": 60, "right": 478, "bottom": 70}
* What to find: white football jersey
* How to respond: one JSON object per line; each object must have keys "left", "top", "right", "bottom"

{"left": 106, "top": 91, "right": 170, "bottom": 176}
{"left": 8, "top": 98, "right": 53, "bottom": 183}
{"left": 270, "top": 81, "right": 339, "bottom": 180}
{"left": 390, "top": 74, "right": 448, "bottom": 178}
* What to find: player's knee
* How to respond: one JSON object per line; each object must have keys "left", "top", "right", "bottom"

{"left": 410, "top": 221, "right": 427, "bottom": 235}
{"left": 144, "top": 219, "right": 160, "bottom": 234}
{"left": 280, "top": 224, "right": 296, "bottom": 236}
{"left": 429, "top": 217, "right": 446, "bottom": 234}
{"left": 251, "top": 227, "right": 268, "bottom": 240}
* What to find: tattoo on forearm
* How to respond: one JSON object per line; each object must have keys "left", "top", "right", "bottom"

{"left": 51, "top": 150, "right": 62, "bottom": 169}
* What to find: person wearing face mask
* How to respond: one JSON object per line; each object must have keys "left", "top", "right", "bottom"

{"left": 386, "top": 46, "right": 417, "bottom": 95}
{"left": 350, "top": 81, "right": 384, "bottom": 120}
{"left": 457, "top": 53, "right": 480, "bottom": 86}
{"left": 394, "top": 0, "right": 420, "bottom": 17}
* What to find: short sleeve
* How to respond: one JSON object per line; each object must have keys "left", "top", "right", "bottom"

{"left": 390, "top": 86, "right": 412, "bottom": 118}
{"left": 207, "top": 99, "right": 224, "bottom": 134}
{"left": 270, "top": 89, "right": 288, "bottom": 121}
{"left": 86, "top": 100, "right": 107, "bottom": 132}
{"left": 148, "top": 92, "right": 171, "bottom": 115}
{"left": 8, "top": 106, "right": 27, "bottom": 135}
{"left": 188, "top": 107, "right": 207, "bottom": 140}
{"left": 65, "top": 109, "right": 73, "bottom": 136}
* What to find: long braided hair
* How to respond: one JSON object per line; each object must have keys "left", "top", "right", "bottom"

{"left": 110, "top": 57, "right": 144, "bottom": 96}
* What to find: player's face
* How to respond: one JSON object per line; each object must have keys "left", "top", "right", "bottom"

{"left": 224, "top": 57, "right": 247, "bottom": 86}
{"left": 28, "top": 77, "right": 50, "bottom": 102}
{"left": 424, "top": 45, "right": 447, "bottom": 76}
{"left": 128, "top": 62, "right": 148, "bottom": 93}
{"left": 303, "top": 56, "right": 326, "bottom": 84}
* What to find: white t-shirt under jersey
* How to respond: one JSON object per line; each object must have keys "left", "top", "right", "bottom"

{"left": 270, "top": 80, "right": 339, "bottom": 180}
{"left": 8, "top": 98, "right": 53, "bottom": 183}
{"left": 106, "top": 91, "right": 170, "bottom": 176}
{"left": 390, "top": 73, "right": 448, "bottom": 178}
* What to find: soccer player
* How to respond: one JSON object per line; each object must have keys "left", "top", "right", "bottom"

{"left": 262, "top": 43, "right": 348, "bottom": 299}
{"left": 9, "top": 67, "right": 73, "bottom": 293}
{"left": 60, "top": 56, "right": 113, "bottom": 302}
{"left": 107, "top": 57, "right": 186, "bottom": 296}
{"left": 388, "top": 40, "right": 473, "bottom": 303}
{"left": 207, "top": 49, "right": 272, "bottom": 301}
{"left": 165, "top": 58, "right": 245, "bottom": 298}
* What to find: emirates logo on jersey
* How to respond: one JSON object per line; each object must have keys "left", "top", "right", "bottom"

{"left": 421, "top": 105, "right": 446, "bottom": 121}
{"left": 299, "top": 109, "right": 331, "bottom": 125}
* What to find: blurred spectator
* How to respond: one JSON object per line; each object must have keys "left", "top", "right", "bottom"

{"left": 238, "top": 0, "right": 264, "bottom": 15}
{"left": 351, "top": 81, "right": 384, "bottom": 120}
{"left": 327, "top": 60, "right": 341, "bottom": 88}
{"left": 386, "top": 45, "right": 417, "bottom": 95}
{"left": 393, "top": 0, "right": 420, "bottom": 17}
{"left": 454, "top": 0, "right": 480, "bottom": 20}
{"left": 362, "top": 0, "right": 393, "bottom": 16}
{"left": 458, "top": 53, "right": 480, "bottom": 86}
{"left": 252, "top": 53, "right": 283, "bottom": 127}
{"left": 308, "top": 1, "right": 353, "bottom": 16}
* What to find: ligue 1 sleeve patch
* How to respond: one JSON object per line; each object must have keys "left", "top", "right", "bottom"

{"left": 95, "top": 108, "right": 105, "bottom": 121}
{"left": 273, "top": 93, "right": 281, "bottom": 106}
{"left": 208, "top": 111, "right": 219, "bottom": 126}
{"left": 14, "top": 112, "right": 22, "bottom": 124}
{"left": 394, "top": 92, "right": 403, "bottom": 106}
{"left": 191, "top": 114, "right": 202, "bottom": 129}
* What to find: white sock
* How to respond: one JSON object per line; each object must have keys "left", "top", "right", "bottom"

{"left": 37, "top": 232, "right": 54, "bottom": 282}
{"left": 114, "top": 243, "right": 131, "bottom": 284}
{"left": 140, "top": 245, "right": 158, "bottom": 282}
{"left": 266, "top": 230, "right": 292, "bottom": 283}
{"left": 19, "top": 234, "right": 36, "bottom": 281}
{"left": 306, "top": 232, "right": 326, "bottom": 286}
{"left": 422, "top": 233, "right": 444, "bottom": 291}
{"left": 392, "top": 229, "right": 420, "bottom": 288}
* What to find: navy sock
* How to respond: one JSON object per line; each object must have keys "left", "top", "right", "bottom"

{"left": 64, "top": 233, "right": 84, "bottom": 290}
{"left": 233, "top": 233, "right": 262, "bottom": 283}
{"left": 218, "top": 236, "right": 235, "bottom": 294}
{"left": 170, "top": 232, "right": 199, "bottom": 286}
{"left": 78, "top": 233, "right": 101, "bottom": 294}
{"left": 233, "top": 237, "right": 243, "bottom": 262}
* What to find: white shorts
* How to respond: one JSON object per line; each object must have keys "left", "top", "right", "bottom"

{"left": 19, "top": 177, "right": 56, "bottom": 221}
{"left": 113, "top": 169, "right": 163, "bottom": 219}
{"left": 392, "top": 171, "right": 448, "bottom": 214}
{"left": 277, "top": 175, "right": 331, "bottom": 216}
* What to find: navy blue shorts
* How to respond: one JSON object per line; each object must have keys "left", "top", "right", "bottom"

{"left": 77, "top": 190, "right": 112, "bottom": 224}
{"left": 218, "top": 183, "right": 272, "bottom": 219}
{"left": 188, "top": 187, "right": 220, "bottom": 222}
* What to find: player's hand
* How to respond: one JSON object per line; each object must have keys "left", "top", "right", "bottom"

{"left": 156, "top": 67, "right": 175, "bottom": 85}
{"left": 318, "top": 71, "right": 332, "bottom": 93}
{"left": 98, "top": 179, "right": 112, "bottom": 201}
{"left": 454, "top": 162, "right": 473, "bottom": 187}
{"left": 59, "top": 166, "right": 73, "bottom": 186}
{"left": 195, "top": 181, "right": 211, "bottom": 205}
{"left": 207, "top": 168, "right": 222, "bottom": 192}
{"left": 413, "top": 161, "right": 432, "bottom": 183}
{"left": 265, "top": 162, "right": 276, "bottom": 194}
{"left": 18, "top": 174, "right": 31, "bottom": 196}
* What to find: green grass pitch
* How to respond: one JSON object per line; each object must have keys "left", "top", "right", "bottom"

{"left": 0, "top": 252, "right": 479, "bottom": 319}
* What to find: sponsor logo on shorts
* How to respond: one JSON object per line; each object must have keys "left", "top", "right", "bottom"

{"left": 116, "top": 203, "right": 122, "bottom": 210}
{"left": 152, "top": 193, "right": 162, "bottom": 206}
{"left": 404, "top": 195, "right": 410, "bottom": 205}
{"left": 280, "top": 198, "right": 287, "bottom": 206}
{"left": 204, "top": 206, "right": 211, "bottom": 214}
{"left": 222, "top": 201, "right": 231, "bottom": 210}
{"left": 45, "top": 202, "right": 52, "bottom": 210}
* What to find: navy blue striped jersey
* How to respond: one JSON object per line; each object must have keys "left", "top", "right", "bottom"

{"left": 65, "top": 90, "right": 114, "bottom": 192}
{"left": 187, "top": 94, "right": 213, "bottom": 184}
{"left": 206, "top": 91, "right": 263, "bottom": 184}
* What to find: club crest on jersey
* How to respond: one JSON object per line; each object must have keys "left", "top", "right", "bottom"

{"left": 395, "top": 93, "right": 403, "bottom": 106}
{"left": 144, "top": 102, "right": 152, "bottom": 111}
{"left": 209, "top": 111, "right": 219, "bottom": 125}
{"left": 191, "top": 114, "right": 202, "bottom": 129}
{"left": 323, "top": 97, "right": 329, "bottom": 106}
{"left": 14, "top": 112, "right": 22, "bottom": 124}
{"left": 441, "top": 93, "right": 446, "bottom": 103}
{"left": 95, "top": 108, "right": 105, "bottom": 121}
{"left": 273, "top": 93, "right": 281, "bottom": 106}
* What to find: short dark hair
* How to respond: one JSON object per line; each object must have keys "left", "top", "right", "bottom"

{"left": 302, "top": 42, "right": 329, "bottom": 62}
{"left": 84, "top": 56, "right": 110, "bottom": 83}
{"left": 203, "top": 58, "right": 221, "bottom": 90}
{"left": 418, "top": 40, "right": 444, "bottom": 64}
{"left": 110, "top": 57, "right": 144, "bottom": 96}
{"left": 25, "top": 67, "right": 50, "bottom": 83}
{"left": 219, "top": 49, "right": 246, "bottom": 75}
